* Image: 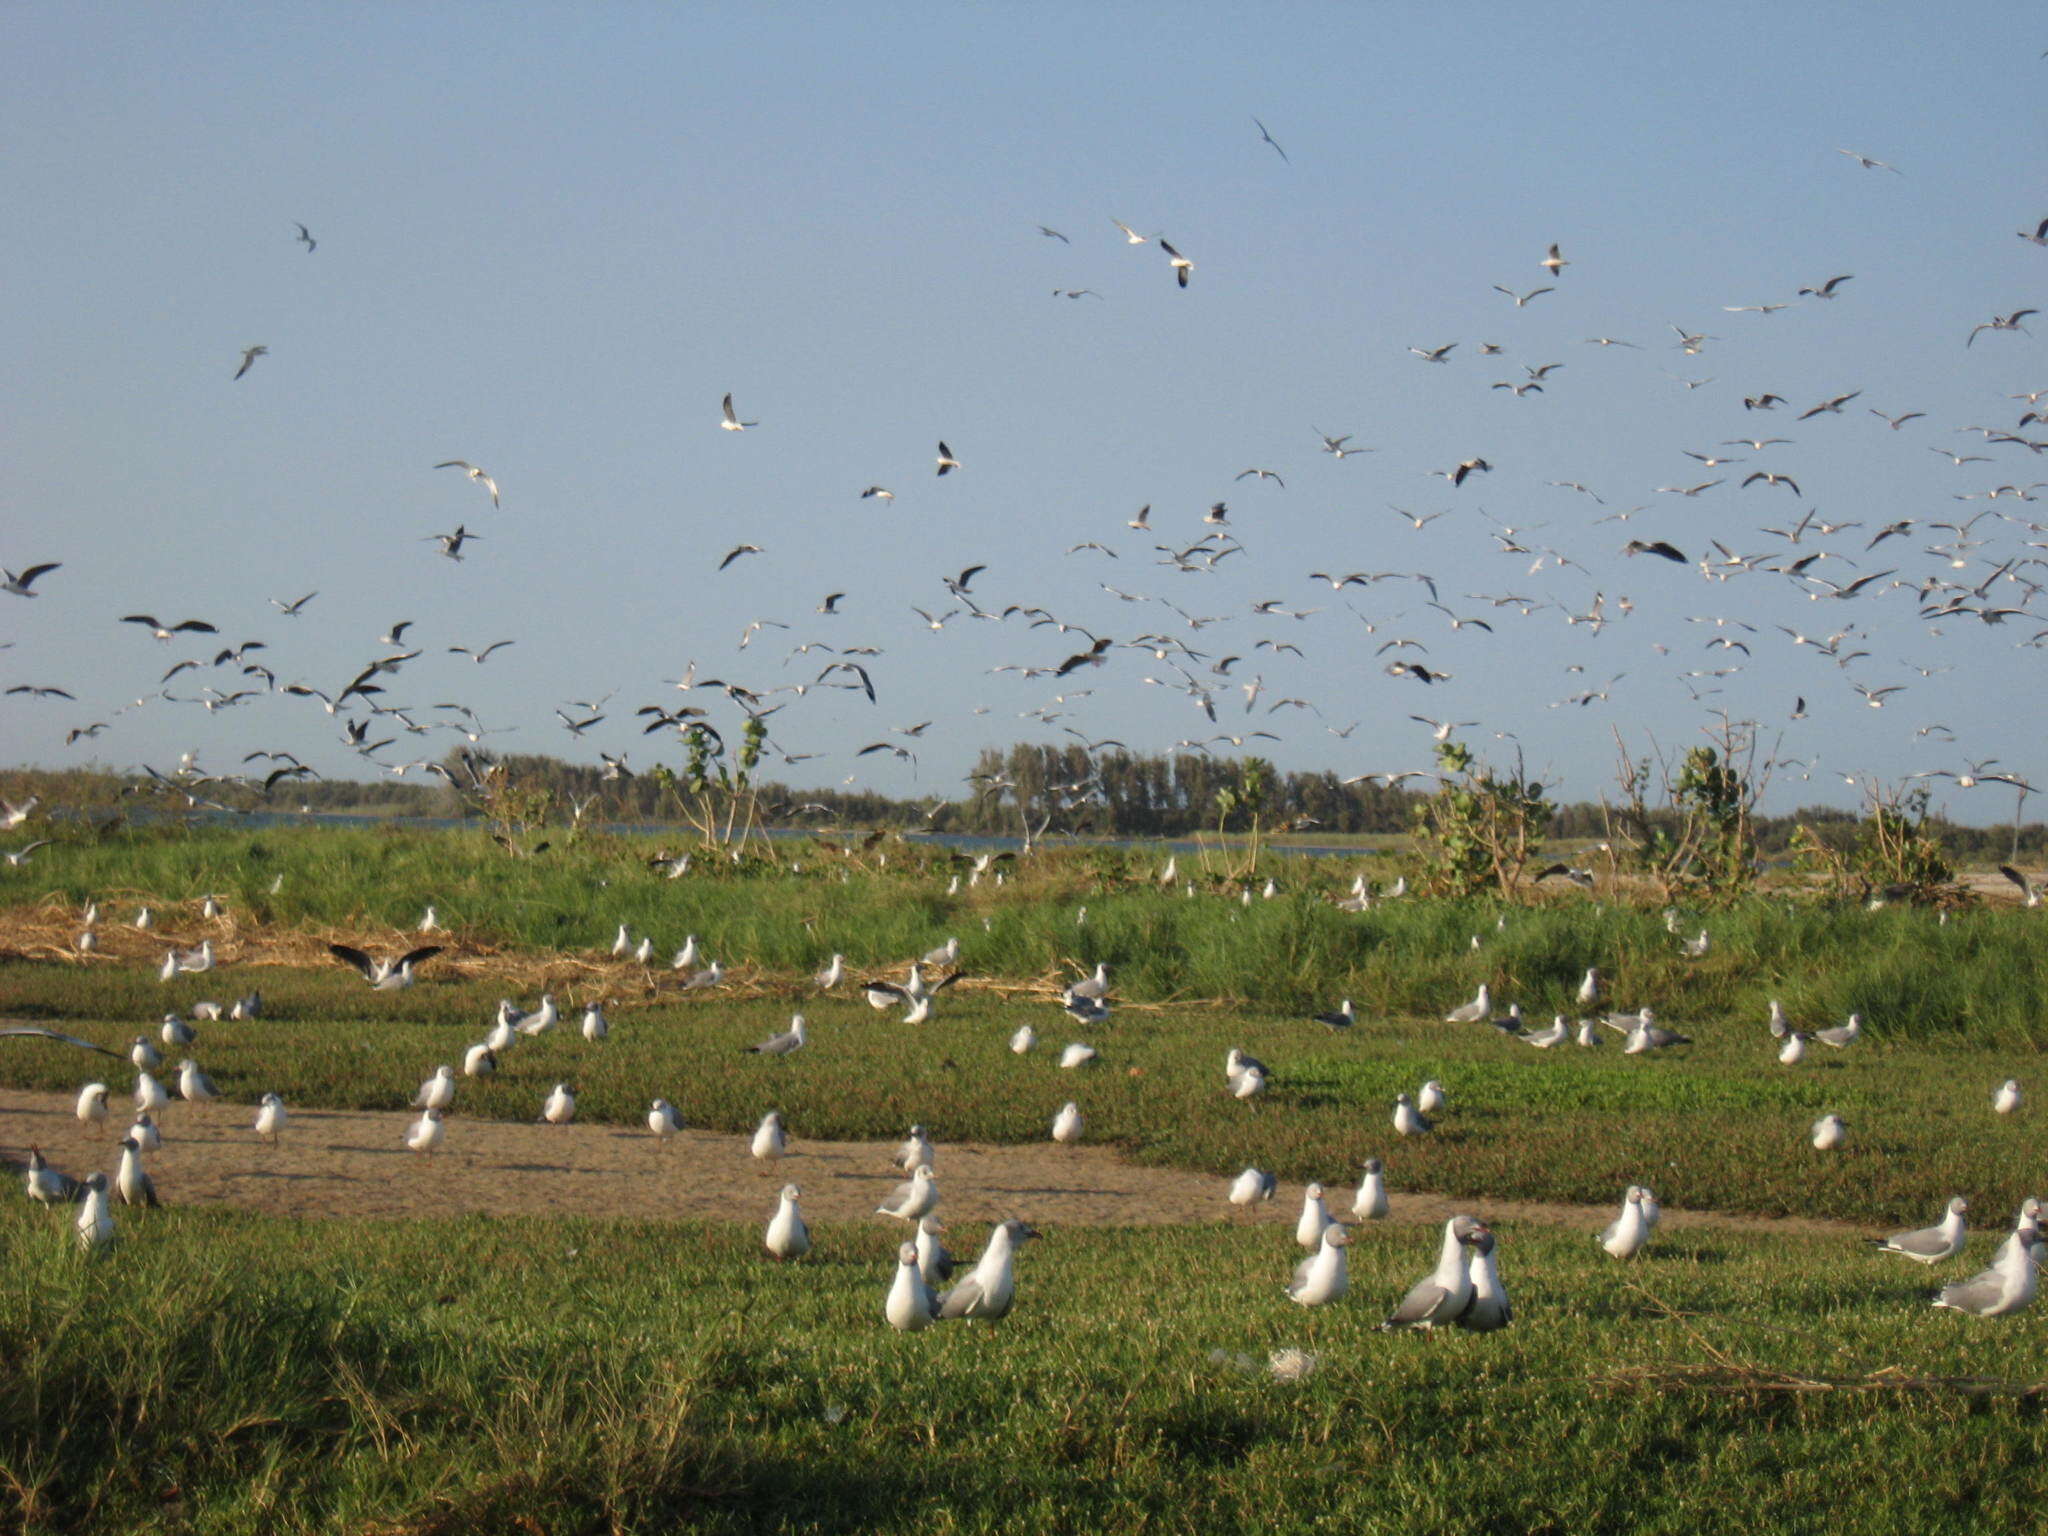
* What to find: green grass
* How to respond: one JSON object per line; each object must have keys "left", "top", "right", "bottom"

{"left": 7, "top": 824, "right": 2046, "bottom": 1033}
{"left": 3, "top": 1206, "right": 2045, "bottom": 1535}
{"left": 0, "top": 955, "right": 2041, "bottom": 1226}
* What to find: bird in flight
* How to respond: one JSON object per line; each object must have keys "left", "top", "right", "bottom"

{"left": 3, "top": 563, "right": 61, "bottom": 598}
{"left": 293, "top": 222, "right": 317, "bottom": 252}
{"left": 1967, "top": 311, "right": 2037, "bottom": 347}
{"left": 719, "top": 545, "right": 764, "bottom": 571}
{"left": 1835, "top": 148, "right": 1900, "bottom": 174}
{"left": 448, "top": 640, "right": 516, "bottom": 663}
{"left": 269, "top": 591, "right": 317, "bottom": 616}
{"left": 1037, "top": 225, "right": 1070, "bottom": 243}
{"left": 935, "top": 442, "right": 961, "bottom": 476}
{"left": 1492, "top": 285, "right": 1553, "bottom": 308}
{"left": 122, "top": 615, "right": 217, "bottom": 641}
{"left": 1252, "top": 116, "right": 1288, "bottom": 162}
{"left": 232, "top": 345, "right": 267, "bottom": 380}
{"left": 1797, "top": 274, "right": 1854, "bottom": 300}
{"left": 1159, "top": 239, "right": 1193, "bottom": 288}
{"left": 434, "top": 460, "right": 500, "bottom": 508}
{"left": 1542, "top": 243, "right": 1569, "bottom": 275}
{"left": 721, "top": 393, "right": 758, "bottom": 430}
{"left": 1410, "top": 343, "right": 1457, "bottom": 364}
{"left": 2019, "top": 217, "right": 2048, "bottom": 247}
{"left": 1112, "top": 218, "right": 1148, "bottom": 245}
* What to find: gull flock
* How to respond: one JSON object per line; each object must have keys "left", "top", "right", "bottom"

{"left": 6, "top": 888, "right": 2043, "bottom": 1333}
{"left": 4, "top": 118, "right": 2047, "bottom": 1335}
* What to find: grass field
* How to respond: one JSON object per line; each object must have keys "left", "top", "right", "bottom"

{"left": 3, "top": 824, "right": 2046, "bottom": 1533}
{"left": 4, "top": 1205, "right": 2046, "bottom": 1536}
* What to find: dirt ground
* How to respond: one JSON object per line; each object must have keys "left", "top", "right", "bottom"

{"left": 0, "top": 1088, "right": 1857, "bottom": 1238}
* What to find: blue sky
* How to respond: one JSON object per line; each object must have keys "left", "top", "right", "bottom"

{"left": 4, "top": 4, "right": 2044, "bottom": 822}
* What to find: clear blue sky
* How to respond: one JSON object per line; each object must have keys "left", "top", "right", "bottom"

{"left": 4, "top": 3, "right": 2043, "bottom": 822}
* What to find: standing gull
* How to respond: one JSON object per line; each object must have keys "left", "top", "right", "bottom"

{"left": 1870, "top": 1199, "right": 1968, "bottom": 1264}
{"left": 765, "top": 1183, "right": 812, "bottom": 1261}
{"left": 1382, "top": 1217, "right": 1488, "bottom": 1330}
{"left": 937, "top": 1219, "right": 1039, "bottom": 1321}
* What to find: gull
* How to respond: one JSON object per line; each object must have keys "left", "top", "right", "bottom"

{"left": 765, "top": 1183, "right": 812, "bottom": 1260}
{"left": 1316, "top": 430, "right": 1372, "bottom": 458}
{"left": 751, "top": 1111, "right": 789, "bottom": 1162}
{"left": 1158, "top": 238, "right": 1193, "bottom": 287}
{"left": 1492, "top": 284, "right": 1554, "bottom": 307}
{"left": 916, "top": 1216, "right": 952, "bottom": 1284}
{"left": 815, "top": 954, "right": 845, "bottom": 989}
{"left": 1410, "top": 343, "right": 1456, "bottom": 363}
{"left": 1935, "top": 1235, "right": 2043, "bottom": 1318}
{"left": 746, "top": 1015, "right": 807, "bottom": 1056}
{"left": 1392, "top": 1092, "right": 1429, "bottom": 1137}
{"left": 718, "top": 544, "right": 762, "bottom": 571}
{"left": 1112, "top": 218, "right": 1148, "bottom": 244}
{"left": 1835, "top": 147, "right": 1900, "bottom": 173}
{"left": 129, "top": 1036, "right": 160, "bottom": 1071}
{"left": 1234, "top": 467, "right": 1284, "bottom": 487}
{"left": 1311, "top": 999, "right": 1354, "bottom": 1031}
{"left": 935, "top": 441, "right": 961, "bottom": 476}
{"left": 2, "top": 839, "right": 54, "bottom": 868}
{"left": 1229, "top": 1168, "right": 1278, "bottom": 1209}
{"left": 1601, "top": 1188, "right": 1653, "bottom": 1258}
{"left": 1059, "top": 1042, "right": 1098, "bottom": 1070}
{"left": 1798, "top": 390, "right": 1861, "bottom": 420}
{"left": 859, "top": 486, "right": 894, "bottom": 502}
{"left": 426, "top": 525, "right": 481, "bottom": 560}
{"left": 405, "top": 1107, "right": 445, "bottom": 1154}
{"left": 1524, "top": 1015, "right": 1572, "bottom": 1050}
{"left": 681, "top": 960, "right": 724, "bottom": 991}
{"left": 24, "top": 1147, "right": 81, "bottom": 1205}
{"left": 177, "top": 1059, "right": 217, "bottom": 1104}
{"left": 448, "top": 640, "right": 515, "bottom": 664}
{"left": 329, "top": 943, "right": 442, "bottom": 989}
{"left": 1232, "top": 1064, "right": 1267, "bottom": 1100}
{"left": 1999, "top": 867, "right": 2042, "bottom": 908}
{"left": 232, "top": 345, "right": 268, "bottom": 380}
{"left": 648, "top": 1099, "right": 683, "bottom": 1141}
{"left": 1037, "top": 224, "right": 1070, "bottom": 242}
{"left": 76, "top": 1174, "right": 115, "bottom": 1251}
{"left": 1069, "top": 962, "right": 1111, "bottom": 1000}
{"left": 1286, "top": 1224, "right": 1351, "bottom": 1306}
{"left": 1051, "top": 1101, "right": 1084, "bottom": 1143}
{"left": 76, "top": 1082, "right": 111, "bottom": 1134}
{"left": 895, "top": 1124, "right": 935, "bottom": 1173}
{"left": 1445, "top": 984, "right": 1491, "bottom": 1024}
{"left": 887, "top": 1241, "right": 939, "bottom": 1331}
{"left": 1295, "top": 1183, "right": 1333, "bottom": 1250}
{"left": 114, "top": 1136, "right": 159, "bottom": 1208}
{"left": 1576, "top": 1018, "right": 1601, "bottom": 1048}
{"left": 673, "top": 935, "right": 702, "bottom": 970}
{"left": 1621, "top": 1015, "right": 1691, "bottom": 1053}
{"left": 3, "top": 562, "right": 60, "bottom": 597}
{"left": 878, "top": 1165, "right": 940, "bottom": 1221}
{"left": 719, "top": 392, "right": 758, "bottom": 430}
{"left": 937, "top": 1218, "right": 1039, "bottom": 1320}
{"left": 1009, "top": 1023, "right": 1036, "bottom": 1054}
{"left": 1681, "top": 929, "right": 1710, "bottom": 958}
{"left": 462, "top": 1043, "right": 496, "bottom": 1078}
{"left": 1382, "top": 1216, "right": 1487, "bottom": 1329}
{"left": 1444, "top": 456, "right": 1491, "bottom": 487}
{"left": 517, "top": 994, "right": 560, "bottom": 1036}
{"left": 1871, "top": 1198, "right": 1969, "bottom": 1264}
{"left": 1778, "top": 1029, "right": 1809, "bottom": 1066}
{"left": 1542, "top": 243, "right": 1569, "bottom": 275}
{"left": 123, "top": 614, "right": 218, "bottom": 641}
{"left": 1252, "top": 115, "right": 1288, "bottom": 161}
{"left": 541, "top": 1083, "right": 576, "bottom": 1125}
{"left": 1815, "top": 1013, "right": 1862, "bottom": 1048}
{"left": 1813, "top": 1114, "right": 1848, "bottom": 1150}
{"left": 1995, "top": 1079, "right": 2022, "bottom": 1115}
{"left": 1870, "top": 408, "right": 1926, "bottom": 431}
{"left": 1347, "top": 1157, "right": 1390, "bottom": 1220}
{"left": 434, "top": 460, "right": 500, "bottom": 507}
{"left": 1797, "top": 274, "right": 1854, "bottom": 299}
{"left": 1967, "top": 310, "right": 2038, "bottom": 347}
{"left": 270, "top": 591, "right": 317, "bottom": 616}
{"left": 160, "top": 1014, "right": 196, "bottom": 1047}
{"left": 1742, "top": 471, "right": 1802, "bottom": 496}
{"left": 413, "top": 1066, "right": 457, "bottom": 1112}
{"left": 1417, "top": 1080, "right": 1447, "bottom": 1116}
{"left": 134, "top": 1071, "right": 169, "bottom": 1116}
{"left": 1458, "top": 1230, "right": 1512, "bottom": 1332}
{"left": 292, "top": 220, "right": 317, "bottom": 251}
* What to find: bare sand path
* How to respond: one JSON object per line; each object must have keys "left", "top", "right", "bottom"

{"left": 1, "top": 1089, "right": 1859, "bottom": 1239}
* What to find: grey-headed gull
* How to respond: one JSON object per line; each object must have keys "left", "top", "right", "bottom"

{"left": 1382, "top": 1216, "right": 1487, "bottom": 1329}
{"left": 1870, "top": 1198, "right": 1968, "bottom": 1264}
{"left": 937, "top": 1219, "right": 1038, "bottom": 1320}
{"left": 765, "top": 1183, "right": 811, "bottom": 1260}
{"left": 1286, "top": 1224, "right": 1351, "bottom": 1306}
